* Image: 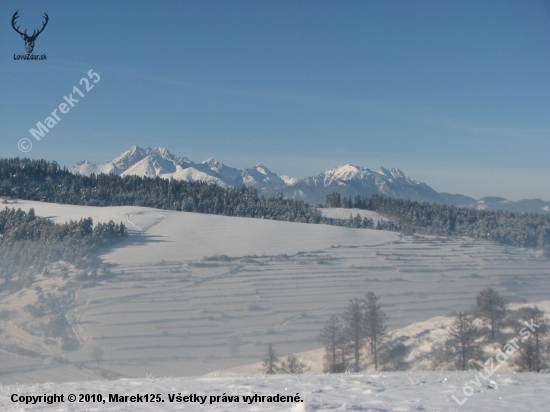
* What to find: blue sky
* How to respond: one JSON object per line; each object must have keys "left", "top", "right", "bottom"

{"left": 1, "top": 0, "right": 549, "bottom": 200}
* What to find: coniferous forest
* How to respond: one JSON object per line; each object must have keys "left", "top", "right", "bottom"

{"left": 0, "top": 158, "right": 321, "bottom": 223}
{"left": 1, "top": 158, "right": 549, "bottom": 252}
{"left": 0, "top": 207, "right": 127, "bottom": 291}
{"left": 325, "top": 192, "right": 550, "bottom": 251}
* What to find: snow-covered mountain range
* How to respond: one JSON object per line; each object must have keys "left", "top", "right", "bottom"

{"left": 71, "top": 145, "right": 550, "bottom": 213}
{"left": 71, "top": 145, "right": 295, "bottom": 190}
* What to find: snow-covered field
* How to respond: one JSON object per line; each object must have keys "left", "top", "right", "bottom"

{"left": 2, "top": 372, "right": 550, "bottom": 411}
{"left": 1, "top": 200, "right": 549, "bottom": 389}
{"left": 11, "top": 200, "right": 395, "bottom": 262}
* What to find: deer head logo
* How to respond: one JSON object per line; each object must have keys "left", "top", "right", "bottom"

{"left": 11, "top": 11, "right": 49, "bottom": 54}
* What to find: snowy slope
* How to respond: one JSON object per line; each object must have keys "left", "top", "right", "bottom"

{"left": 241, "top": 164, "right": 288, "bottom": 190}
{"left": 12, "top": 200, "right": 396, "bottom": 262}
{"left": 280, "top": 164, "right": 477, "bottom": 206}
{"left": 2, "top": 200, "right": 549, "bottom": 386}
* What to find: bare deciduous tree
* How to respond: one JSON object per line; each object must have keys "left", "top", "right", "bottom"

{"left": 476, "top": 288, "right": 507, "bottom": 341}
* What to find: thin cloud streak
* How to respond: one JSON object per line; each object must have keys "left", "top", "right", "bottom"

{"left": 45, "top": 62, "right": 548, "bottom": 143}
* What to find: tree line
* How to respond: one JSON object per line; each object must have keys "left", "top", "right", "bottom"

{"left": 325, "top": 192, "right": 550, "bottom": 251}
{"left": 439, "top": 288, "right": 549, "bottom": 372}
{"left": 259, "top": 295, "right": 392, "bottom": 376}
{"left": 0, "top": 207, "right": 126, "bottom": 247}
{"left": 316, "top": 288, "right": 549, "bottom": 373}
{"left": 2, "top": 158, "right": 549, "bottom": 252}
{"left": 0, "top": 207, "right": 127, "bottom": 292}
{"left": 0, "top": 158, "right": 321, "bottom": 223}
{"left": 318, "top": 291, "right": 389, "bottom": 373}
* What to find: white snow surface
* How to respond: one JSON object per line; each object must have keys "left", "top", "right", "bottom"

{"left": 280, "top": 175, "right": 298, "bottom": 185}
{"left": 321, "top": 164, "right": 414, "bottom": 186}
{"left": 2, "top": 372, "right": 549, "bottom": 411}
{"left": 2, "top": 200, "right": 550, "bottom": 388}
{"left": 13, "top": 200, "right": 397, "bottom": 262}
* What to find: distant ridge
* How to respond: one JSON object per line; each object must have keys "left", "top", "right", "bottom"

{"left": 71, "top": 145, "right": 550, "bottom": 214}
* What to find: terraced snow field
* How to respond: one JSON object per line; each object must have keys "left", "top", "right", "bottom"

{"left": 1, "top": 200, "right": 549, "bottom": 383}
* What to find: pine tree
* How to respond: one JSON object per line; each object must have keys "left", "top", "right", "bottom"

{"left": 262, "top": 343, "right": 279, "bottom": 374}
{"left": 362, "top": 292, "right": 388, "bottom": 371}
{"left": 445, "top": 311, "right": 480, "bottom": 370}
{"left": 516, "top": 306, "right": 548, "bottom": 372}
{"left": 325, "top": 192, "right": 342, "bottom": 208}
{"left": 319, "top": 315, "right": 346, "bottom": 373}
{"left": 476, "top": 288, "right": 506, "bottom": 341}
{"left": 92, "top": 345, "right": 103, "bottom": 365}
{"left": 278, "top": 354, "right": 308, "bottom": 374}
{"left": 517, "top": 337, "right": 537, "bottom": 372}
{"left": 342, "top": 298, "right": 363, "bottom": 372}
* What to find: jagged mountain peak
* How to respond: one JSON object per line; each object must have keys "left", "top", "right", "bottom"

{"left": 69, "top": 145, "right": 549, "bottom": 214}
{"left": 250, "top": 163, "right": 270, "bottom": 174}
{"left": 324, "top": 164, "right": 363, "bottom": 181}
{"left": 73, "top": 159, "right": 90, "bottom": 167}
{"left": 149, "top": 146, "right": 173, "bottom": 159}
{"left": 201, "top": 157, "right": 227, "bottom": 174}
{"left": 324, "top": 164, "right": 413, "bottom": 185}
{"left": 376, "top": 167, "right": 408, "bottom": 181}
{"left": 241, "top": 164, "right": 286, "bottom": 189}
{"left": 129, "top": 144, "right": 144, "bottom": 152}
{"left": 388, "top": 168, "right": 407, "bottom": 180}
{"left": 329, "top": 163, "right": 359, "bottom": 171}
{"left": 111, "top": 145, "right": 148, "bottom": 169}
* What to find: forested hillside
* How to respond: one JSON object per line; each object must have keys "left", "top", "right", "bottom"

{"left": 0, "top": 207, "right": 127, "bottom": 291}
{"left": 325, "top": 193, "right": 550, "bottom": 251}
{"left": 1, "top": 158, "right": 321, "bottom": 223}
{"left": 2, "top": 158, "right": 549, "bottom": 252}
